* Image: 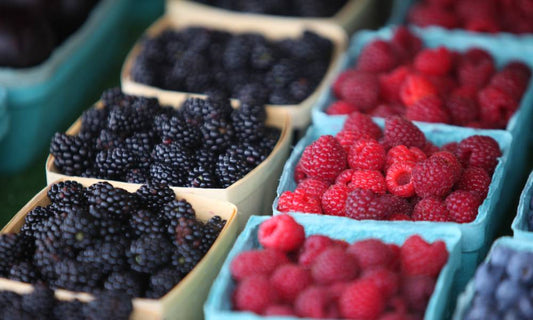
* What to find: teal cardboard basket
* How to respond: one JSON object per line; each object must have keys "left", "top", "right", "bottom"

{"left": 452, "top": 236, "right": 533, "bottom": 320}
{"left": 0, "top": 0, "right": 151, "bottom": 174}
{"left": 205, "top": 213, "right": 462, "bottom": 320}
{"left": 511, "top": 171, "right": 533, "bottom": 240}
{"left": 273, "top": 121, "right": 511, "bottom": 294}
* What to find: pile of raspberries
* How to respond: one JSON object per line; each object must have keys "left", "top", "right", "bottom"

{"left": 230, "top": 214, "right": 449, "bottom": 319}
{"left": 326, "top": 27, "right": 531, "bottom": 129}
{"left": 278, "top": 113, "right": 502, "bottom": 223}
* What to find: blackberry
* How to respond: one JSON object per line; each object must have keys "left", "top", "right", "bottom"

{"left": 162, "top": 199, "right": 196, "bottom": 222}
{"left": 187, "top": 165, "right": 220, "bottom": 188}
{"left": 132, "top": 55, "right": 160, "bottom": 86}
{"left": 145, "top": 268, "right": 183, "bottom": 299}
{"left": 236, "top": 83, "right": 270, "bottom": 106}
{"left": 269, "top": 88, "right": 296, "bottom": 105}
{"left": 83, "top": 291, "right": 133, "bottom": 320}
{"left": 0, "top": 234, "right": 25, "bottom": 276}
{"left": 171, "top": 216, "right": 205, "bottom": 251}
{"left": 123, "top": 132, "right": 154, "bottom": 162}
{"left": 86, "top": 182, "right": 138, "bottom": 220}
{"left": 125, "top": 168, "right": 149, "bottom": 184}
{"left": 205, "top": 94, "right": 234, "bottom": 120}
{"left": 81, "top": 107, "right": 108, "bottom": 136}
{"left": 104, "top": 271, "right": 146, "bottom": 298}
{"left": 49, "top": 133, "right": 92, "bottom": 176}
{"left": 60, "top": 209, "right": 98, "bottom": 250}
{"left": 101, "top": 87, "right": 132, "bottom": 108}
{"left": 19, "top": 206, "right": 52, "bottom": 237}
{"left": 47, "top": 181, "right": 86, "bottom": 207}
{"left": 76, "top": 241, "right": 128, "bottom": 274}
{"left": 107, "top": 105, "right": 151, "bottom": 135}
{"left": 182, "top": 97, "right": 230, "bottom": 123}
{"left": 231, "top": 105, "right": 267, "bottom": 142}
{"left": 127, "top": 234, "right": 173, "bottom": 273}
{"left": 9, "top": 262, "right": 40, "bottom": 284}
{"left": 290, "top": 78, "right": 314, "bottom": 102}
{"left": 52, "top": 259, "right": 103, "bottom": 292}
{"left": 95, "top": 129, "right": 124, "bottom": 151}
{"left": 136, "top": 183, "right": 175, "bottom": 211}
{"left": 53, "top": 300, "right": 85, "bottom": 320}
{"left": 96, "top": 218, "right": 133, "bottom": 243}
{"left": 130, "top": 209, "right": 167, "bottom": 238}
{"left": 223, "top": 35, "right": 252, "bottom": 71}
{"left": 206, "top": 215, "right": 227, "bottom": 233}
{"left": 33, "top": 242, "right": 64, "bottom": 281}
{"left": 250, "top": 42, "right": 277, "bottom": 70}
{"left": 200, "top": 117, "right": 235, "bottom": 152}
{"left": 215, "top": 144, "right": 260, "bottom": 187}
{"left": 151, "top": 142, "right": 195, "bottom": 171}
{"left": 95, "top": 148, "right": 136, "bottom": 179}
{"left": 267, "top": 59, "right": 298, "bottom": 89}
{"left": 0, "top": 291, "right": 21, "bottom": 311}
{"left": 258, "top": 127, "right": 281, "bottom": 152}
{"left": 159, "top": 114, "right": 201, "bottom": 148}
{"left": 21, "top": 284, "right": 54, "bottom": 317}
{"left": 171, "top": 243, "right": 203, "bottom": 275}
{"left": 149, "top": 163, "right": 185, "bottom": 186}
{"left": 194, "top": 148, "right": 217, "bottom": 171}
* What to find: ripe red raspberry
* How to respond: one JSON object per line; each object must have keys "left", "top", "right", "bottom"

{"left": 464, "top": 16, "right": 500, "bottom": 33}
{"left": 456, "top": 0, "right": 497, "bottom": 21}
{"left": 401, "top": 275, "right": 436, "bottom": 313}
{"left": 348, "top": 239, "right": 394, "bottom": 270}
{"left": 294, "top": 162, "right": 307, "bottom": 184}
{"left": 400, "top": 74, "right": 438, "bottom": 107}
{"left": 390, "top": 27, "right": 422, "bottom": 62}
{"left": 431, "top": 151, "right": 463, "bottom": 182}
{"left": 445, "top": 190, "right": 480, "bottom": 223}
{"left": 345, "top": 188, "right": 388, "bottom": 220}
{"left": 379, "top": 312, "right": 412, "bottom": 320}
{"left": 379, "top": 66, "right": 410, "bottom": 103}
{"left": 339, "top": 279, "right": 386, "bottom": 320}
{"left": 326, "top": 100, "right": 358, "bottom": 115}
{"left": 400, "top": 235, "right": 449, "bottom": 277}
{"left": 452, "top": 85, "right": 478, "bottom": 100}
{"left": 478, "top": 86, "right": 518, "bottom": 128}
{"left": 503, "top": 61, "right": 531, "bottom": 80}
{"left": 456, "top": 135, "right": 501, "bottom": 174}
{"left": 414, "top": 47, "right": 453, "bottom": 76}
{"left": 422, "top": 141, "right": 440, "bottom": 157}
{"left": 348, "top": 139, "right": 386, "bottom": 171}
{"left": 381, "top": 194, "right": 413, "bottom": 216}
{"left": 427, "top": 75, "right": 458, "bottom": 96}
{"left": 264, "top": 305, "right": 295, "bottom": 316}
{"left": 441, "top": 142, "right": 458, "bottom": 155}
{"left": 408, "top": 3, "right": 459, "bottom": 29}
{"left": 321, "top": 184, "right": 349, "bottom": 216}
{"left": 230, "top": 249, "right": 290, "bottom": 281}
{"left": 456, "top": 166, "right": 491, "bottom": 199}
{"left": 333, "top": 69, "right": 359, "bottom": 98}
{"left": 386, "top": 161, "right": 416, "bottom": 197}
{"left": 446, "top": 95, "right": 479, "bottom": 126}
{"left": 328, "top": 282, "right": 350, "bottom": 301}
{"left": 426, "top": 0, "right": 455, "bottom": 8}
{"left": 339, "top": 72, "right": 380, "bottom": 112}
{"left": 388, "top": 243, "right": 402, "bottom": 271}
{"left": 458, "top": 49, "right": 495, "bottom": 88}
{"left": 336, "top": 169, "right": 355, "bottom": 185}
{"left": 298, "top": 235, "right": 334, "bottom": 266}
{"left": 490, "top": 69, "right": 528, "bottom": 101}
{"left": 295, "top": 178, "right": 330, "bottom": 199}
{"left": 343, "top": 112, "right": 383, "bottom": 139}
{"left": 259, "top": 214, "right": 306, "bottom": 252}
{"left": 312, "top": 247, "right": 359, "bottom": 284}
{"left": 277, "top": 190, "right": 322, "bottom": 214}
{"left": 232, "top": 275, "right": 278, "bottom": 314}
{"left": 384, "top": 295, "right": 409, "bottom": 315}
{"left": 299, "top": 135, "right": 347, "bottom": 183}
{"left": 361, "top": 267, "right": 400, "bottom": 298}
{"left": 412, "top": 156, "right": 456, "bottom": 197}
{"left": 412, "top": 196, "right": 450, "bottom": 222}
{"left": 349, "top": 170, "right": 387, "bottom": 194}
{"left": 386, "top": 145, "right": 426, "bottom": 169}
{"left": 406, "top": 95, "right": 451, "bottom": 124}
{"left": 295, "top": 286, "right": 336, "bottom": 318}
{"left": 357, "top": 40, "right": 399, "bottom": 73}
{"left": 384, "top": 117, "right": 426, "bottom": 149}
{"left": 389, "top": 213, "right": 412, "bottom": 221}
{"left": 371, "top": 103, "right": 406, "bottom": 118}
{"left": 271, "top": 264, "right": 312, "bottom": 302}
{"left": 336, "top": 130, "right": 372, "bottom": 153}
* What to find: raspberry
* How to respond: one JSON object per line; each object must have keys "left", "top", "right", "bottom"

{"left": 271, "top": 264, "right": 312, "bottom": 302}
{"left": 390, "top": 27, "right": 422, "bottom": 62}
{"left": 232, "top": 275, "right": 278, "bottom": 314}
{"left": 264, "top": 305, "right": 295, "bottom": 316}
{"left": 371, "top": 103, "right": 405, "bottom": 118}
{"left": 445, "top": 190, "right": 480, "bottom": 223}
{"left": 326, "top": 100, "right": 358, "bottom": 115}
{"left": 431, "top": 151, "right": 463, "bottom": 182}
{"left": 321, "top": 184, "right": 349, "bottom": 216}
{"left": 490, "top": 69, "right": 528, "bottom": 100}
{"left": 400, "top": 74, "right": 439, "bottom": 107}
{"left": 401, "top": 275, "right": 436, "bottom": 313}
{"left": 385, "top": 295, "right": 409, "bottom": 315}
{"left": 347, "top": 239, "right": 394, "bottom": 270}
{"left": 295, "top": 178, "right": 330, "bottom": 199}
{"left": 456, "top": 166, "right": 491, "bottom": 199}
{"left": 379, "top": 66, "right": 410, "bottom": 103}
{"left": 456, "top": 0, "right": 497, "bottom": 21}
{"left": 299, "top": 135, "right": 347, "bottom": 183}
{"left": 427, "top": 75, "right": 458, "bottom": 96}
{"left": 230, "top": 249, "right": 290, "bottom": 280}
{"left": 503, "top": 61, "right": 531, "bottom": 80}
{"left": 408, "top": 3, "right": 459, "bottom": 29}
{"left": 446, "top": 95, "right": 479, "bottom": 125}
{"left": 345, "top": 189, "right": 388, "bottom": 220}
{"left": 336, "top": 130, "right": 372, "bottom": 153}
{"left": 338, "top": 72, "right": 380, "bottom": 111}
{"left": 298, "top": 235, "right": 334, "bottom": 266}
{"left": 388, "top": 244, "right": 402, "bottom": 271}
{"left": 384, "top": 117, "right": 426, "bottom": 149}
{"left": 349, "top": 170, "right": 387, "bottom": 194}
{"left": 295, "top": 286, "right": 336, "bottom": 318}
{"left": 357, "top": 40, "right": 398, "bottom": 73}
{"left": 414, "top": 47, "right": 453, "bottom": 76}
{"left": 361, "top": 267, "right": 400, "bottom": 298}
{"left": 294, "top": 163, "right": 307, "bottom": 184}
{"left": 478, "top": 86, "right": 517, "bottom": 128}
{"left": 258, "top": 214, "right": 305, "bottom": 252}
{"left": 452, "top": 85, "right": 478, "bottom": 100}
{"left": 458, "top": 49, "right": 495, "bottom": 88}
{"left": 339, "top": 279, "right": 386, "bottom": 320}
{"left": 336, "top": 169, "right": 355, "bottom": 185}
{"left": 333, "top": 70, "right": 359, "bottom": 98}
{"left": 441, "top": 142, "right": 458, "bottom": 155}
{"left": 456, "top": 135, "right": 501, "bottom": 174}
{"left": 343, "top": 112, "right": 383, "bottom": 139}
{"left": 348, "top": 139, "right": 386, "bottom": 171}
{"left": 386, "top": 145, "right": 426, "bottom": 169}
{"left": 406, "top": 96, "right": 451, "bottom": 124}
{"left": 277, "top": 190, "right": 322, "bottom": 214}
{"left": 379, "top": 312, "right": 412, "bottom": 320}
{"left": 400, "top": 235, "right": 449, "bottom": 277}
{"left": 464, "top": 16, "right": 500, "bottom": 33}
{"left": 412, "top": 196, "right": 450, "bottom": 222}
{"left": 412, "top": 156, "right": 456, "bottom": 197}
{"left": 421, "top": 141, "right": 440, "bottom": 156}
{"left": 311, "top": 247, "right": 359, "bottom": 284}
{"left": 386, "top": 161, "right": 416, "bottom": 197}
{"left": 381, "top": 194, "right": 413, "bottom": 216}
{"left": 389, "top": 213, "right": 412, "bottom": 221}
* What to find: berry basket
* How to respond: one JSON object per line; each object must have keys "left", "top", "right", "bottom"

{"left": 0, "top": 178, "right": 239, "bottom": 320}
{"left": 273, "top": 120, "right": 511, "bottom": 294}
{"left": 0, "top": 0, "right": 134, "bottom": 174}
{"left": 45, "top": 100, "right": 292, "bottom": 229}
{"left": 452, "top": 236, "right": 533, "bottom": 320}
{"left": 511, "top": 171, "right": 533, "bottom": 241}
{"left": 166, "top": 0, "right": 377, "bottom": 33}
{"left": 120, "top": 6, "right": 347, "bottom": 130}
{"left": 204, "top": 213, "right": 462, "bottom": 320}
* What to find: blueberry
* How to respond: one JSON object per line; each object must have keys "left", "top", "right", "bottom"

{"left": 507, "top": 252, "right": 533, "bottom": 285}
{"left": 491, "top": 246, "right": 512, "bottom": 268}
{"left": 465, "top": 304, "right": 500, "bottom": 320}
{"left": 496, "top": 279, "right": 527, "bottom": 311}
{"left": 474, "top": 262, "right": 504, "bottom": 296}
{"left": 518, "top": 295, "right": 533, "bottom": 318}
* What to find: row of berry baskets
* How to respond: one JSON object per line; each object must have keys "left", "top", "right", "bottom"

{"left": 3, "top": 1, "right": 533, "bottom": 320}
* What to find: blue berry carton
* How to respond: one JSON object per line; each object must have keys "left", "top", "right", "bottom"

{"left": 511, "top": 171, "right": 533, "bottom": 240}
{"left": 453, "top": 236, "right": 533, "bottom": 320}
{"left": 204, "top": 213, "right": 462, "bottom": 320}
{"left": 273, "top": 120, "right": 511, "bottom": 295}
